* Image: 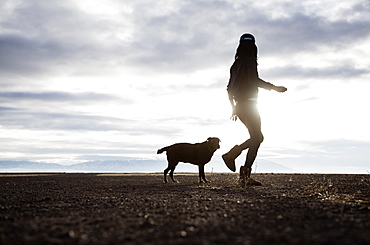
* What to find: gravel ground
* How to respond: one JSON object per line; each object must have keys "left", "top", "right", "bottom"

{"left": 0, "top": 173, "right": 369, "bottom": 244}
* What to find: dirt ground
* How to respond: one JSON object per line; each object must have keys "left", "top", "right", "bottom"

{"left": 0, "top": 173, "right": 369, "bottom": 244}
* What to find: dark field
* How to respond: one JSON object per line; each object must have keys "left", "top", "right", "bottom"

{"left": 0, "top": 173, "right": 369, "bottom": 244}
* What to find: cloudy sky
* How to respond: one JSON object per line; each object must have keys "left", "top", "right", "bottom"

{"left": 1, "top": 0, "right": 370, "bottom": 173}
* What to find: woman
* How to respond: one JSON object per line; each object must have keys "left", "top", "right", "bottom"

{"left": 222, "top": 33, "right": 287, "bottom": 186}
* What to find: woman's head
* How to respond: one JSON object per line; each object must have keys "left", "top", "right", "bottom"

{"left": 239, "top": 33, "right": 255, "bottom": 43}
{"left": 235, "top": 33, "right": 258, "bottom": 60}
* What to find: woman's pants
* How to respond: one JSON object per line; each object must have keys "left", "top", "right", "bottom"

{"left": 236, "top": 101, "right": 264, "bottom": 168}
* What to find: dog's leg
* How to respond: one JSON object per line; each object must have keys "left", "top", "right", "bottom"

{"left": 169, "top": 163, "right": 178, "bottom": 183}
{"left": 164, "top": 167, "right": 170, "bottom": 183}
{"left": 198, "top": 165, "right": 208, "bottom": 183}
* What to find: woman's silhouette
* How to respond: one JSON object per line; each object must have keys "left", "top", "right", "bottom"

{"left": 222, "top": 33, "right": 287, "bottom": 186}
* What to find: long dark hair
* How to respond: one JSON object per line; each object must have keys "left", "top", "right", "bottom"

{"left": 234, "top": 41, "right": 258, "bottom": 60}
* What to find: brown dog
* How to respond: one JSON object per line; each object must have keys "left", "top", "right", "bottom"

{"left": 157, "top": 137, "right": 221, "bottom": 183}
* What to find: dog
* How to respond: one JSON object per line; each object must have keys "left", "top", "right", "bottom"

{"left": 157, "top": 137, "right": 220, "bottom": 183}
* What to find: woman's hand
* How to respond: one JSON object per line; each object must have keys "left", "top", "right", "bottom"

{"left": 272, "top": 85, "right": 287, "bottom": 93}
{"left": 230, "top": 105, "right": 238, "bottom": 121}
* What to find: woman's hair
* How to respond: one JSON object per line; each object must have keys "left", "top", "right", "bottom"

{"left": 234, "top": 41, "right": 258, "bottom": 60}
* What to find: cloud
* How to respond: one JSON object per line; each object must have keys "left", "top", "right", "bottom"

{"left": 0, "top": 1, "right": 130, "bottom": 77}
{"left": 2, "top": 0, "right": 370, "bottom": 77}
{"left": 0, "top": 91, "right": 122, "bottom": 102}
{"left": 264, "top": 139, "right": 370, "bottom": 173}
{"left": 125, "top": 1, "right": 232, "bottom": 71}
{"left": 259, "top": 15, "right": 370, "bottom": 53}
{"left": 308, "top": 139, "right": 370, "bottom": 167}
{"left": 0, "top": 108, "right": 176, "bottom": 134}
{"left": 244, "top": 1, "right": 370, "bottom": 52}
{"left": 264, "top": 64, "right": 369, "bottom": 79}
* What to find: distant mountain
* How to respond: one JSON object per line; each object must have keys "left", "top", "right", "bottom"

{"left": 0, "top": 161, "right": 64, "bottom": 170}
{"left": 253, "top": 159, "right": 297, "bottom": 173}
{"left": 0, "top": 159, "right": 297, "bottom": 173}
{"left": 69, "top": 160, "right": 164, "bottom": 172}
{"left": 0, "top": 160, "right": 164, "bottom": 172}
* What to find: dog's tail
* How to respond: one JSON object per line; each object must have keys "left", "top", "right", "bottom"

{"left": 157, "top": 146, "right": 169, "bottom": 154}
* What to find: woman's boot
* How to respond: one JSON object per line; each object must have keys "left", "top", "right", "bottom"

{"left": 244, "top": 167, "right": 262, "bottom": 186}
{"left": 222, "top": 145, "right": 242, "bottom": 172}
{"left": 239, "top": 166, "right": 248, "bottom": 187}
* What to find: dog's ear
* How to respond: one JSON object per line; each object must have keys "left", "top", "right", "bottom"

{"left": 207, "top": 137, "right": 215, "bottom": 142}
{"left": 207, "top": 137, "right": 221, "bottom": 142}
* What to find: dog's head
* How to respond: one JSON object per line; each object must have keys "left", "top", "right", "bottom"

{"left": 207, "top": 137, "right": 221, "bottom": 151}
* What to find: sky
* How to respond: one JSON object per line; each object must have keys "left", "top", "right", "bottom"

{"left": 1, "top": 0, "right": 370, "bottom": 173}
